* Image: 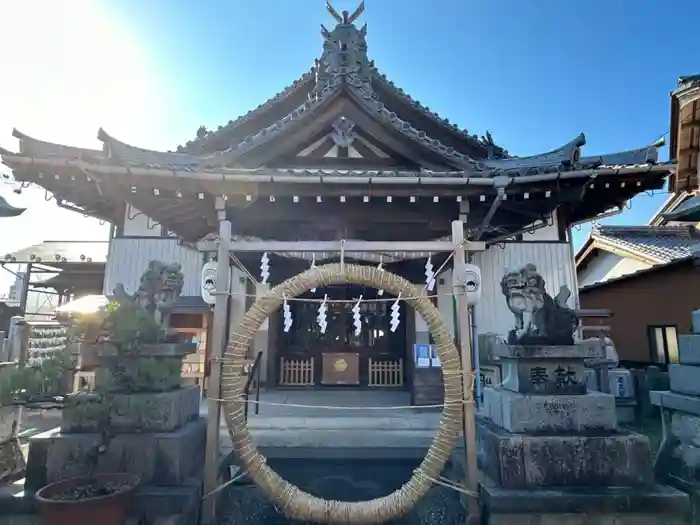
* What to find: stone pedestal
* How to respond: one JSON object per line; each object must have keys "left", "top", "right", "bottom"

{"left": 651, "top": 310, "right": 700, "bottom": 494}
{"left": 5, "top": 385, "right": 206, "bottom": 525}
{"left": 477, "top": 341, "right": 687, "bottom": 524}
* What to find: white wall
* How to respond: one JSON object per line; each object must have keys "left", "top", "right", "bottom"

{"left": 472, "top": 242, "right": 577, "bottom": 338}
{"left": 577, "top": 251, "right": 651, "bottom": 288}
{"left": 522, "top": 214, "right": 560, "bottom": 241}
{"left": 103, "top": 238, "right": 202, "bottom": 296}
{"left": 122, "top": 204, "right": 164, "bottom": 237}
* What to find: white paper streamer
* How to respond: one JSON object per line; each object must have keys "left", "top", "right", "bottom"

{"left": 352, "top": 295, "right": 363, "bottom": 336}
{"left": 260, "top": 252, "right": 270, "bottom": 284}
{"left": 390, "top": 294, "right": 401, "bottom": 332}
{"left": 425, "top": 256, "right": 436, "bottom": 291}
{"left": 282, "top": 297, "right": 293, "bottom": 333}
{"left": 317, "top": 294, "right": 328, "bottom": 334}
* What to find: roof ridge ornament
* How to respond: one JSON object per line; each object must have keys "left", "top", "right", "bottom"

{"left": 326, "top": 0, "right": 365, "bottom": 25}
{"left": 315, "top": 1, "right": 371, "bottom": 96}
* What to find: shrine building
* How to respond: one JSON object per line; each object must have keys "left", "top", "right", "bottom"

{"left": 0, "top": 3, "right": 673, "bottom": 397}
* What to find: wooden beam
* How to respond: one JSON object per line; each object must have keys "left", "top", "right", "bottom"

{"left": 229, "top": 202, "right": 460, "bottom": 224}
{"left": 451, "top": 220, "right": 480, "bottom": 525}
{"left": 197, "top": 239, "right": 486, "bottom": 253}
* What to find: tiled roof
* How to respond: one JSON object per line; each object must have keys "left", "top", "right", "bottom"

{"left": 591, "top": 225, "right": 700, "bottom": 264}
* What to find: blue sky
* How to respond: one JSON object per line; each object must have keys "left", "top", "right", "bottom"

{"left": 1, "top": 0, "right": 699, "bottom": 292}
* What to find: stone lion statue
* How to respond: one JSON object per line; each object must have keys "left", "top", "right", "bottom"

{"left": 500, "top": 263, "right": 579, "bottom": 346}
{"left": 113, "top": 260, "right": 185, "bottom": 332}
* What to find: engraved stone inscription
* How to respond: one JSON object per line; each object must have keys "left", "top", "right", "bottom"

{"left": 501, "top": 360, "right": 587, "bottom": 395}
{"left": 553, "top": 365, "right": 579, "bottom": 389}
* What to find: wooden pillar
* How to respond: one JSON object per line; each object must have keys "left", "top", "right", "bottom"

{"left": 202, "top": 197, "right": 231, "bottom": 523}
{"left": 451, "top": 219, "right": 480, "bottom": 525}
{"left": 18, "top": 262, "right": 32, "bottom": 316}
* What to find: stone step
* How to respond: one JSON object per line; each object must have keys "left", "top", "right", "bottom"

{"left": 220, "top": 427, "right": 442, "bottom": 449}
{"left": 243, "top": 415, "right": 441, "bottom": 431}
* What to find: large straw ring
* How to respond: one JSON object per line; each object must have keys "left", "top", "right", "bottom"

{"left": 221, "top": 263, "right": 464, "bottom": 524}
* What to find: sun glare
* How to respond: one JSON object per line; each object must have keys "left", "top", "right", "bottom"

{"left": 0, "top": 1, "right": 171, "bottom": 290}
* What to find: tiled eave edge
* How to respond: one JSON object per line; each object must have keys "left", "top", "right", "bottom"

{"left": 176, "top": 70, "right": 316, "bottom": 153}
{"left": 0, "top": 154, "right": 673, "bottom": 188}
{"left": 579, "top": 235, "right": 667, "bottom": 268}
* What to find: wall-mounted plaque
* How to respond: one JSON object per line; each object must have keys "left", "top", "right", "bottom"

{"left": 321, "top": 352, "right": 360, "bottom": 385}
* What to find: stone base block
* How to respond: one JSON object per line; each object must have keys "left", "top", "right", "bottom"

{"left": 651, "top": 390, "right": 700, "bottom": 416}
{"left": 479, "top": 475, "right": 689, "bottom": 525}
{"left": 482, "top": 387, "right": 617, "bottom": 433}
{"left": 615, "top": 398, "right": 637, "bottom": 424}
{"left": 476, "top": 418, "right": 653, "bottom": 488}
{"left": 679, "top": 333, "right": 700, "bottom": 365}
{"left": 61, "top": 385, "right": 201, "bottom": 433}
{"left": 500, "top": 360, "right": 586, "bottom": 395}
{"left": 669, "top": 364, "right": 700, "bottom": 396}
{"left": 24, "top": 418, "right": 206, "bottom": 491}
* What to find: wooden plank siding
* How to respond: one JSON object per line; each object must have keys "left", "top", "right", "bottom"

{"left": 103, "top": 238, "right": 203, "bottom": 296}
{"left": 472, "top": 242, "right": 578, "bottom": 338}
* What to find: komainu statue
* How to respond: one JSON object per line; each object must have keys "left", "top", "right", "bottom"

{"left": 500, "top": 263, "right": 579, "bottom": 346}
{"left": 113, "top": 260, "right": 185, "bottom": 339}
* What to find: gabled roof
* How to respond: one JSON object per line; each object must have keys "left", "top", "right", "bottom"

{"left": 0, "top": 2, "right": 676, "bottom": 241}
{"left": 0, "top": 2, "right": 666, "bottom": 175}
{"left": 576, "top": 224, "right": 700, "bottom": 268}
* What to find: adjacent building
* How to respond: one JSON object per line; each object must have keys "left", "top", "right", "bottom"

{"left": 577, "top": 75, "right": 700, "bottom": 367}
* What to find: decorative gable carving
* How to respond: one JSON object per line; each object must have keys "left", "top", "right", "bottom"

{"left": 330, "top": 116, "right": 357, "bottom": 148}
